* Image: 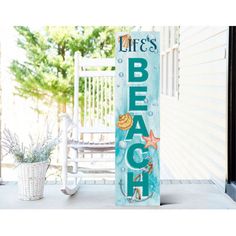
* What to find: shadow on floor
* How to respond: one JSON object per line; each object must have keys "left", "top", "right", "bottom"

{"left": 0, "top": 181, "right": 236, "bottom": 209}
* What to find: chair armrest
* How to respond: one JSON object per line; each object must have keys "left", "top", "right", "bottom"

{"left": 60, "top": 113, "right": 78, "bottom": 133}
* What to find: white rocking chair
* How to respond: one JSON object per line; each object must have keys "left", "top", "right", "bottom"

{"left": 60, "top": 52, "right": 115, "bottom": 195}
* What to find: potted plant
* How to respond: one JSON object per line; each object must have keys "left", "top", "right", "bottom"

{"left": 2, "top": 129, "right": 58, "bottom": 200}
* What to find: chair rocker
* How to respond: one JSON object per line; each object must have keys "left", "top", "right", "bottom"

{"left": 60, "top": 52, "right": 115, "bottom": 195}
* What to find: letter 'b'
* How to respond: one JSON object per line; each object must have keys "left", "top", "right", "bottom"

{"left": 129, "top": 58, "right": 148, "bottom": 82}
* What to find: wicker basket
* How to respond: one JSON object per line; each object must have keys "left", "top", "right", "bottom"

{"left": 17, "top": 161, "right": 49, "bottom": 201}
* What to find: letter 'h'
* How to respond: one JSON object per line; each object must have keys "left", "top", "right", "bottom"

{"left": 127, "top": 172, "right": 149, "bottom": 197}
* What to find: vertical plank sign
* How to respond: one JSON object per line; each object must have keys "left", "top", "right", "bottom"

{"left": 115, "top": 32, "right": 160, "bottom": 206}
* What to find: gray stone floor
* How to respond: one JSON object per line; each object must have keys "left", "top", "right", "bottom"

{"left": 0, "top": 180, "right": 236, "bottom": 209}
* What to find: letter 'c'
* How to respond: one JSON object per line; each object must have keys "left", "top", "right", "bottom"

{"left": 127, "top": 143, "right": 148, "bottom": 169}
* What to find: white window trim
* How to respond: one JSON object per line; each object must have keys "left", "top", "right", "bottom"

{"left": 160, "top": 27, "right": 180, "bottom": 100}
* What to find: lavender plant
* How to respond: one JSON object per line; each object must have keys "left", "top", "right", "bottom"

{"left": 2, "top": 129, "right": 59, "bottom": 163}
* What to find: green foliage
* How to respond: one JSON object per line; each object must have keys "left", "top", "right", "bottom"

{"left": 10, "top": 26, "right": 130, "bottom": 110}
{"left": 2, "top": 129, "right": 58, "bottom": 163}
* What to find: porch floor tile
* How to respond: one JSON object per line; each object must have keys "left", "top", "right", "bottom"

{"left": 0, "top": 181, "right": 236, "bottom": 209}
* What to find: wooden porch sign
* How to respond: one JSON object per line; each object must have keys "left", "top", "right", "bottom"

{"left": 115, "top": 32, "right": 160, "bottom": 206}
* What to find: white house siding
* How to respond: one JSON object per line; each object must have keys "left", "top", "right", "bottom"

{"left": 161, "top": 27, "right": 229, "bottom": 189}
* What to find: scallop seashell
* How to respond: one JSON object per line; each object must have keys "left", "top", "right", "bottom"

{"left": 119, "top": 34, "right": 131, "bottom": 49}
{"left": 117, "top": 113, "right": 133, "bottom": 130}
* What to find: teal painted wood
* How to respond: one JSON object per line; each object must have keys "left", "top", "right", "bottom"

{"left": 115, "top": 32, "right": 160, "bottom": 206}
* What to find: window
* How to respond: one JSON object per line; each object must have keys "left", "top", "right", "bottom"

{"left": 160, "top": 26, "right": 180, "bottom": 97}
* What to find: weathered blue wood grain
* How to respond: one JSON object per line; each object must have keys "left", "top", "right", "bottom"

{"left": 115, "top": 32, "right": 160, "bottom": 206}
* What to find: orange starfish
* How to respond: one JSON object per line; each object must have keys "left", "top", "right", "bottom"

{"left": 142, "top": 130, "right": 160, "bottom": 149}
